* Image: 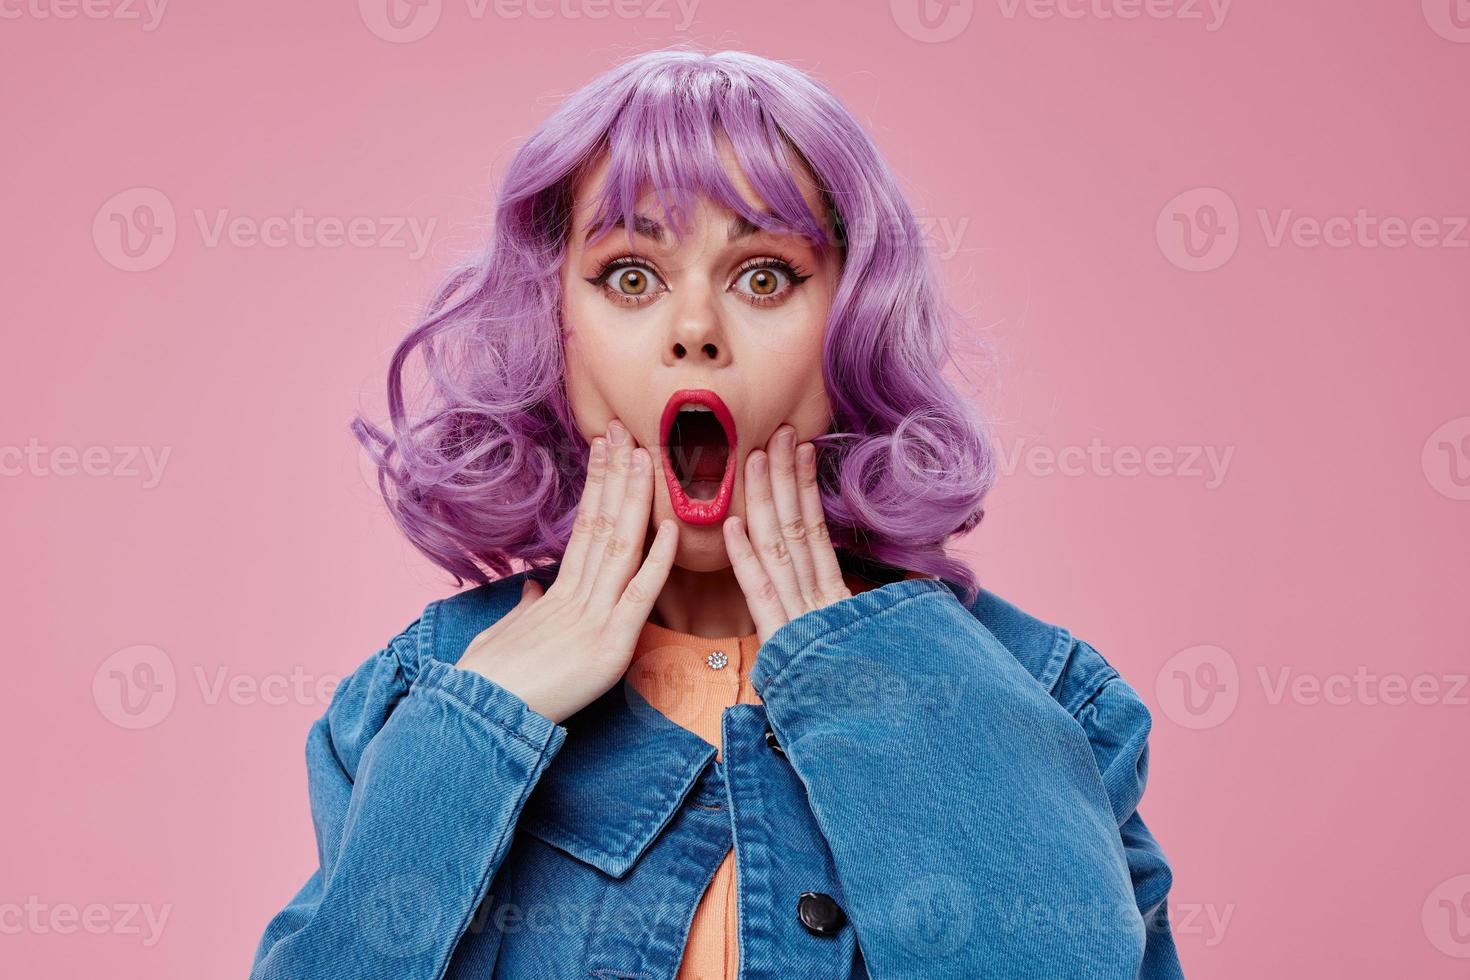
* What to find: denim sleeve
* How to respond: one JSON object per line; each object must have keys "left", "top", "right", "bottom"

{"left": 1068, "top": 645, "right": 1184, "bottom": 980}
{"left": 750, "top": 581, "right": 1170, "bottom": 980}
{"left": 250, "top": 612, "right": 568, "bottom": 980}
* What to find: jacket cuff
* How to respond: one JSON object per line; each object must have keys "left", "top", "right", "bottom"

{"left": 750, "top": 577, "right": 953, "bottom": 697}
{"left": 412, "top": 656, "right": 568, "bottom": 758}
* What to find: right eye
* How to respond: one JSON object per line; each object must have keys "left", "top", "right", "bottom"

{"left": 589, "top": 258, "right": 665, "bottom": 306}
{"left": 610, "top": 266, "right": 657, "bottom": 296}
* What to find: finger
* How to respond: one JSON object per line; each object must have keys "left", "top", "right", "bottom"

{"left": 743, "top": 446, "right": 806, "bottom": 620}
{"left": 723, "top": 515, "right": 787, "bottom": 645}
{"left": 558, "top": 436, "right": 607, "bottom": 589}
{"left": 580, "top": 420, "right": 633, "bottom": 590}
{"left": 797, "top": 441, "right": 849, "bottom": 604}
{"left": 606, "top": 518, "right": 679, "bottom": 649}
{"left": 766, "top": 425, "right": 819, "bottom": 608}
{"left": 590, "top": 446, "right": 655, "bottom": 608}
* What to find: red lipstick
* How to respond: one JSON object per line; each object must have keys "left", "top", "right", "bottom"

{"left": 659, "top": 389, "right": 738, "bottom": 525}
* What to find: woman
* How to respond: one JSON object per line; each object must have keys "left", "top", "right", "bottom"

{"left": 251, "top": 47, "right": 1182, "bottom": 979}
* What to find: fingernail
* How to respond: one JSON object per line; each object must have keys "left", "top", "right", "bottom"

{"left": 798, "top": 443, "right": 814, "bottom": 465}
{"left": 633, "top": 448, "right": 648, "bottom": 471}
{"left": 591, "top": 438, "right": 606, "bottom": 462}
{"left": 751, "top": 452, "right": 767, "bottom": 476}
{"left": 609, "top": 421, "right": 628, "bottom": 445}
{"left": 778, "top": 426, "right": 795, "bottom": 447}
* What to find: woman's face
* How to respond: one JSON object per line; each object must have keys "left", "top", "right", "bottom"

{"left": 560, "top": 141, "right": 841, "bottom": 571}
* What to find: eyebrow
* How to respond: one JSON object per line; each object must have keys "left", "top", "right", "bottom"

{"left": 583, "top": 211, "right": 795, "bottom": 246}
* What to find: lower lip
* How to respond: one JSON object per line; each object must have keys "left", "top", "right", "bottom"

{"left": 662, "top": 447, "right": 736, "bottom": 525}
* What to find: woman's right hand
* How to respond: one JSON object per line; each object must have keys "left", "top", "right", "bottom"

{"left": 455, "top": 419, "right": 679, "bottom": 724}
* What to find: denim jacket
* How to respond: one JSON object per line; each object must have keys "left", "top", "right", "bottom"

{"left": 250, "top": 573, "right": 1184, "bottom": 979}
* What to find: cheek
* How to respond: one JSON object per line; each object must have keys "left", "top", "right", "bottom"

{"left": 745, "top": 343, "right": 830, "bottom": 435}
{"left": 562, "top": 299, "right": 653, "bottom": 442}
{"left": 561, "top": 286, "right": 604, "bottom": 430}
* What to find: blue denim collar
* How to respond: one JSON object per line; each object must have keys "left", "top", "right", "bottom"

{"left": 517, "top": 679, "right": 718, "bottom": 879}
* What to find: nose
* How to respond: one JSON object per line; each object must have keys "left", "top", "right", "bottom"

{"left": 665, "top": 282, "right": 731, "bottom": 366}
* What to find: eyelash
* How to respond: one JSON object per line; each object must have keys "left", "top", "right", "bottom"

{"left": 585, "top": 255, "right": 813, "bottom": 308}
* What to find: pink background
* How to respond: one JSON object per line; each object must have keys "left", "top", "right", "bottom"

{"left": 4, "top": 1, "right": 1468, "bottom": 976}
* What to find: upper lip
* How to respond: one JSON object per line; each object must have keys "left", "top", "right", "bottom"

{"left": 659, "top": 389, "right": 738, "bottom": 452}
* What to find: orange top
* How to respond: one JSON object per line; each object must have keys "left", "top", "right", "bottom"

{"left": 622, "top": 570, "right": 928, "bottom": 980}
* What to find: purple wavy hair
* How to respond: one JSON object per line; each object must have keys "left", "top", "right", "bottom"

{"left": 353, "top": 46, "right": 995, "bottom": 605}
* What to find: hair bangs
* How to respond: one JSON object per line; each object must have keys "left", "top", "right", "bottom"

{"left": 582, "top": 73, "right": 833, "bottom": 252}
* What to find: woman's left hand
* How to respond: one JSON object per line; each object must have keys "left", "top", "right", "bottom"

{"left": 723, "top": 424, "right": 853, "bottom": 645}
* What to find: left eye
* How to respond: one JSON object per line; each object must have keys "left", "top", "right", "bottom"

{"left": 734, "top": 265, "right": 791, "bottom": 299}
{"left": 609, "top": 265, "right": 661, "bottom": 296}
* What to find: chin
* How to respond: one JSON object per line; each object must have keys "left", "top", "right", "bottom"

{"left": 671, "top": 529, "right": 733, "bottom": 573}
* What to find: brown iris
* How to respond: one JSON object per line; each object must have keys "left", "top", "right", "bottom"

{"left": 615, "top": 269, "right": 648, "bottom": 295}
{"left": 749, "top": 269, "right": 777, "bottom": 295}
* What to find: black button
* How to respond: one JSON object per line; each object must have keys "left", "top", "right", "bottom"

{"left": 764, "top": 728, "right": 785, "bottom": 756}
{"left": 797, "top": 892, "right": 845, "bottom": 936}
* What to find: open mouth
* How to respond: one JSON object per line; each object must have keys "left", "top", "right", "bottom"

{"left": 659, "top": 389, "right": 737, "bottom": 525}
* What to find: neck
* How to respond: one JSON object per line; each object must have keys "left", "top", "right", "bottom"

{"left": 649, "top": 561, "right": 756, "bottom": 638}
